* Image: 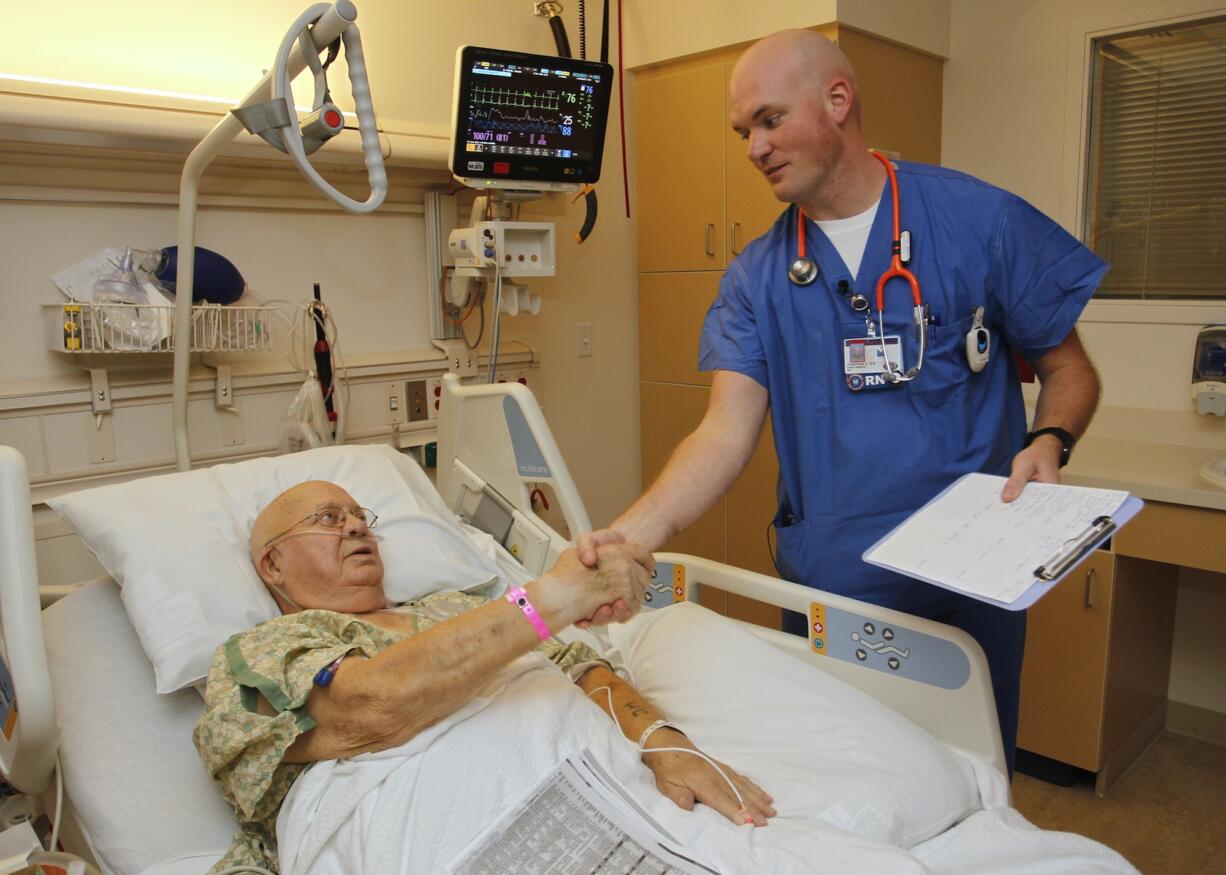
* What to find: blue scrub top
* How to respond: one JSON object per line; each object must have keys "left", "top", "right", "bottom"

{"left": 699, "top": 161, "right": 1109, "bottom": 609}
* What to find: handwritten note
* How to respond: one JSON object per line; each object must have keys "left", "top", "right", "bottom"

{"left": 864, "top": 474, "right": 1130, "bottom": 605}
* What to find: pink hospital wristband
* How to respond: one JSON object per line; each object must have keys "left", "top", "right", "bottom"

{"left": 506, "top": 586, "right": 552, "bottom": 641}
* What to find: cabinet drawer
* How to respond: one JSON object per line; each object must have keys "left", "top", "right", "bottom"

{"left": 1017, "top": 551, "right": 1114, "bottom": 770}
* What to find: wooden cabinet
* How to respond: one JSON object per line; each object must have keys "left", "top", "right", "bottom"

{"left": 635, "top": 32, "right": 836, "bottom": 273}
{"left": 1018, "top": 548, "right": 1179, "bottom": 794}
{"left": 635, "top": 63, "right": 728, "bottom": 272}
{"left": 633, "top": 26, "right": 943, "bottom": 630}
{"left": 1018, "top": 551, "right": 1115, "bottom": 770}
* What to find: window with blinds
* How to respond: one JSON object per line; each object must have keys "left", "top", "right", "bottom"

{"left": 1084, "top": 17, "right": 1226, "bottom": 299}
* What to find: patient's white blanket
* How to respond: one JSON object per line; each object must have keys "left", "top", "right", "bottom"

{"left": 277, "top": 655, "right": 1136, "bottom": 874}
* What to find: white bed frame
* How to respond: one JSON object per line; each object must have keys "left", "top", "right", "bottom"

{"left": 0, "top": 373, "right": 1004, "bottom": 872}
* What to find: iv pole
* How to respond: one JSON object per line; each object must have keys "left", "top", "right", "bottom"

{"left": 171, "top": 0, "right": 384, "bottom": 471}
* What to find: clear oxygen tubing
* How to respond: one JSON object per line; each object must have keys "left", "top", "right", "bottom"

{"left": 272, "top": 3, "right": 388, "bottom": 214}
{"left": 173, "top": 2, "right": 366, "bottom": 471}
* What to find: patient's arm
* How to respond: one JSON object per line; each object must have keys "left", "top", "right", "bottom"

{"left": 285, "top": 545, "right": 650, "bottom": 763}
{"left": 576, "top": 665, "right": 776, "bottom": 827}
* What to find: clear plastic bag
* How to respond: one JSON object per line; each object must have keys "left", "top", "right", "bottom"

{"left": 278, "top": 374, "right": 334, "bottom": 453}
{"left": 92, "top": 248, "right": 165, "bottom": 351}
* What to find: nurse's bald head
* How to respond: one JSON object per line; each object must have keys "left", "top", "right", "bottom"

{"left": 731, "top": 30, "right": 861, "bottom": 126}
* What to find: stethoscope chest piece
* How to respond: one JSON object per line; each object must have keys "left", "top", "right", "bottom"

{"left": 788, "top": 257, "right": 818, "bottom": 286}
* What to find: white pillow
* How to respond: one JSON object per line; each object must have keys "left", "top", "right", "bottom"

{"left": 609, "top": 602, "right": 980, "bottom": 849}
{"left": 47, "top": 444, "right": 507, "bottom": 693}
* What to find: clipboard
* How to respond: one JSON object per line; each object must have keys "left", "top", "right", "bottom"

{"left": 861, "top": 473, "right": 1143, "bottom": 611}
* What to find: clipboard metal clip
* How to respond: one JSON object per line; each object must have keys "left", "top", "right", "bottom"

{"left": 1033, "top": 515, "right": 1116, "bottom": 582}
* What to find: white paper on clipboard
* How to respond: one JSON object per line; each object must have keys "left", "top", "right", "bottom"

{"left": 862, "top": 473, "right": 1142, "bottom": 610}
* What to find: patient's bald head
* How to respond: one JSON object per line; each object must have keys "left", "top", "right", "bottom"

{"left": 251, "top": 481, "right": 386, "bottom": 615}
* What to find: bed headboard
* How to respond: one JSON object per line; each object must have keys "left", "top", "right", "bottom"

{"left": 435, "top": 373, "right": 589, "bottom": 574}
{"left": 0, "top": 446, "right": 58, "bottom": 794}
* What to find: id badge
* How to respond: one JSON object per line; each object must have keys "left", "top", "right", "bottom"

{"left": 843, "top": 335, "right": 903, "bottom": 391}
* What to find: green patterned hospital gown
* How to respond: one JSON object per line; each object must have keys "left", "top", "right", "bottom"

{"left": 193, "top": 591, "right": 606, "bottom": 874}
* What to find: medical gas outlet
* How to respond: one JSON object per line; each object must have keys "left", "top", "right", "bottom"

{"left": 448, "top": 221, "right": 556, "bottom": 278}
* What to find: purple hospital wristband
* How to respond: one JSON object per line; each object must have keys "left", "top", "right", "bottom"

{"left": 505, "top": 586, "right": 552, "bottom": 641}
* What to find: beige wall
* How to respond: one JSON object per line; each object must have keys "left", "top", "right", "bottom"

{"left": 623, "top": 0, "right": 949, "bottom": 69}
{"left": 943, "top": 0, "right": 1226, "bottom": 717}
{"left": 1, "top": 0, "right": 642, "bottom": 528}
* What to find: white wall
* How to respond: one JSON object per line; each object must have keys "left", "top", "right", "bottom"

{"left": 622, "top": 0, "right": 949, "bottom": 70}
{"left": 1, "top": 0, "right": 643, "bottom": 529}
{"left": 943, "top": 0, "right": 1226, "bottom": 418}
{"left": 943, "top": 0, "right": 1226, "bottom": 717}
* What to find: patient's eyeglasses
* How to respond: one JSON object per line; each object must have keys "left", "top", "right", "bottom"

{"left": 262, "top": 505, "right": 379, "bottom": 549}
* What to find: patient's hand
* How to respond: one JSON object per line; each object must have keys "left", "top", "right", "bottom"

{"left": 537, "top": 544, "right": 651, "bottom": 627}
{"left": 641, "top": 727, "right": 776, "bottom": 827}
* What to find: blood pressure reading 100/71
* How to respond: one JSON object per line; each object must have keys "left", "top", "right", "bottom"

{"left": 463, "top": 61, "right": 604, "bottom": 162}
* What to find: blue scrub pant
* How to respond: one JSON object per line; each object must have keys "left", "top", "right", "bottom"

{"left": 782, "top": 592, "right": 1026, "bottom": 776}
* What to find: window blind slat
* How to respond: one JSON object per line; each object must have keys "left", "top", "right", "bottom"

{"left": 1086, "top": 16, "right": 1226, "bottom": 300}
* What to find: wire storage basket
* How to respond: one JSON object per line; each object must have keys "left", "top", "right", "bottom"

{"left": 45, "top": 302, "right": 275, "bottom": 355}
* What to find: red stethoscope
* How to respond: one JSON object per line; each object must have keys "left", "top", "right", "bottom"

{"left": 788, "top": 150, "right": 927, "bottom": 383}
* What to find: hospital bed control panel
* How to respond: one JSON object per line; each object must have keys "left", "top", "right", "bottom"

{"left": 808, "top": 603, "right": 971, "bottom": 690}
{"left": 650, "top": 562, "right": 970, "bottom": 689}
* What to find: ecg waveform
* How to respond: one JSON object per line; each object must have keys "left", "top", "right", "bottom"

{"left": 472, "top": 85, "right": 561, "bottom": 113}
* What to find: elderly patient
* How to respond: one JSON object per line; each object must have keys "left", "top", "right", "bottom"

{"left": 194, "top": 480, "right": 775, "bottom": 873}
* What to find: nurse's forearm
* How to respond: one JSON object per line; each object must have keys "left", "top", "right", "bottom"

{"left": 1031, "top": 329, "right": 1101, "bottom": 441}
{"left": 613, "top": 371, "right": 768, "bottom": 551}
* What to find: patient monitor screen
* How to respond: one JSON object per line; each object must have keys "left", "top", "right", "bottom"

{"left": 450, "top": 45, "right": 613, "bottom": 191}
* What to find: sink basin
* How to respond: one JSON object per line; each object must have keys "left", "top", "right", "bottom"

{"left": 1201, "top": 458, "right": 1226, "bottom": 489}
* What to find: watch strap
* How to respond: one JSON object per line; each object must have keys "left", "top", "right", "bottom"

{"left": 1025, "top": 426, "right": 1075, "bottom": 468}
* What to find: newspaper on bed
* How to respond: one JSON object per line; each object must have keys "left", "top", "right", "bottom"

{"left": 448, "top": 749, "right": 721, "bottom": 875}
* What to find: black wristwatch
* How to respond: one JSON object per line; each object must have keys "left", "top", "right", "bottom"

{"left": 1024, "top": 427, "right": 1076, "bottom": 468}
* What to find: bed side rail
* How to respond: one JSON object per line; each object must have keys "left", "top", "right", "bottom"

{"left": 435, "top": 373, "right": 588, "bottom": 574}
{"left": 652, "top": 551, "right": 1006, "bottom": 774}
{"left": 0, "top": 446, "right": 59, "bottom": 794}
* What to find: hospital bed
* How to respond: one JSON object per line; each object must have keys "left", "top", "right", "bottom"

{"left": 0, "top": 375, "right": 1133, "bottom": 874}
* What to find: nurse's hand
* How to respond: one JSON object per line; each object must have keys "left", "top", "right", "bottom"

{"left": 1001, "top": 440, "right": 1063, "bottom": 502}
{"left": 577, "top": 527, "right": 627, "bottom": 567}
{"left": 574, "top": 529, "right": 635, "bottom": 627}
{"left": 641, "top": 727, "right": 776, "bottom": 827}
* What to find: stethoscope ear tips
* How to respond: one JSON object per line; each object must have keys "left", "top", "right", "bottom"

{"left": 788, "top": 257, "right": 818, "bottom": 286}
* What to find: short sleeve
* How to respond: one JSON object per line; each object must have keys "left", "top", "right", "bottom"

{"left": 989, "top": 194, "right": 1109, "bottom": 361}
{"left": 698, "top": 261, "right": 769, "bottom": 387}
{"left": 193, "top": 610, "right": 395, "bottom": 824}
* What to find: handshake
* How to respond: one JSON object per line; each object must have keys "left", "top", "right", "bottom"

{"left": 534, "top": 528, "right": 653, "bottom": 630}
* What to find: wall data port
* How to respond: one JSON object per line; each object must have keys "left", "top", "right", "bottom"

{"left": 406, "top": 380, "right": 429, "bottom": 422}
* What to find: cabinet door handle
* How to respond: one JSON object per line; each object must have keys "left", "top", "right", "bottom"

{"left": 704, "top": 223, "right": 715, "bottom": 257}
{"left": 731, "top": 222, "right": 742, "bottom": 255}
{"left": 1084, "top": 567, "right": 1097, "bottom": 608}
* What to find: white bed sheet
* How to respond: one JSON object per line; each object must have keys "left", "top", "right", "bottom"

{"left": 42, "top": 580, "right": 232, "bottom": 874}
{"left": 275, "top": 651, "right": 1137, "bottom": 875}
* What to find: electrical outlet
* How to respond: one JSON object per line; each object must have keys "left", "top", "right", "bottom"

{"left": 435, "top": 338, "right": 478, "bottom": 378}
{"left": 576, "top": 322, "right": 593, "bottom": 358}
{"left": 384, "top": 381, "right": 404, "bottom": 425}
{"left": 406, "top": 380, "right": 428, "bottom": 422}
{"left": 426, "top": 376, "right": 443, "bottom": 421}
